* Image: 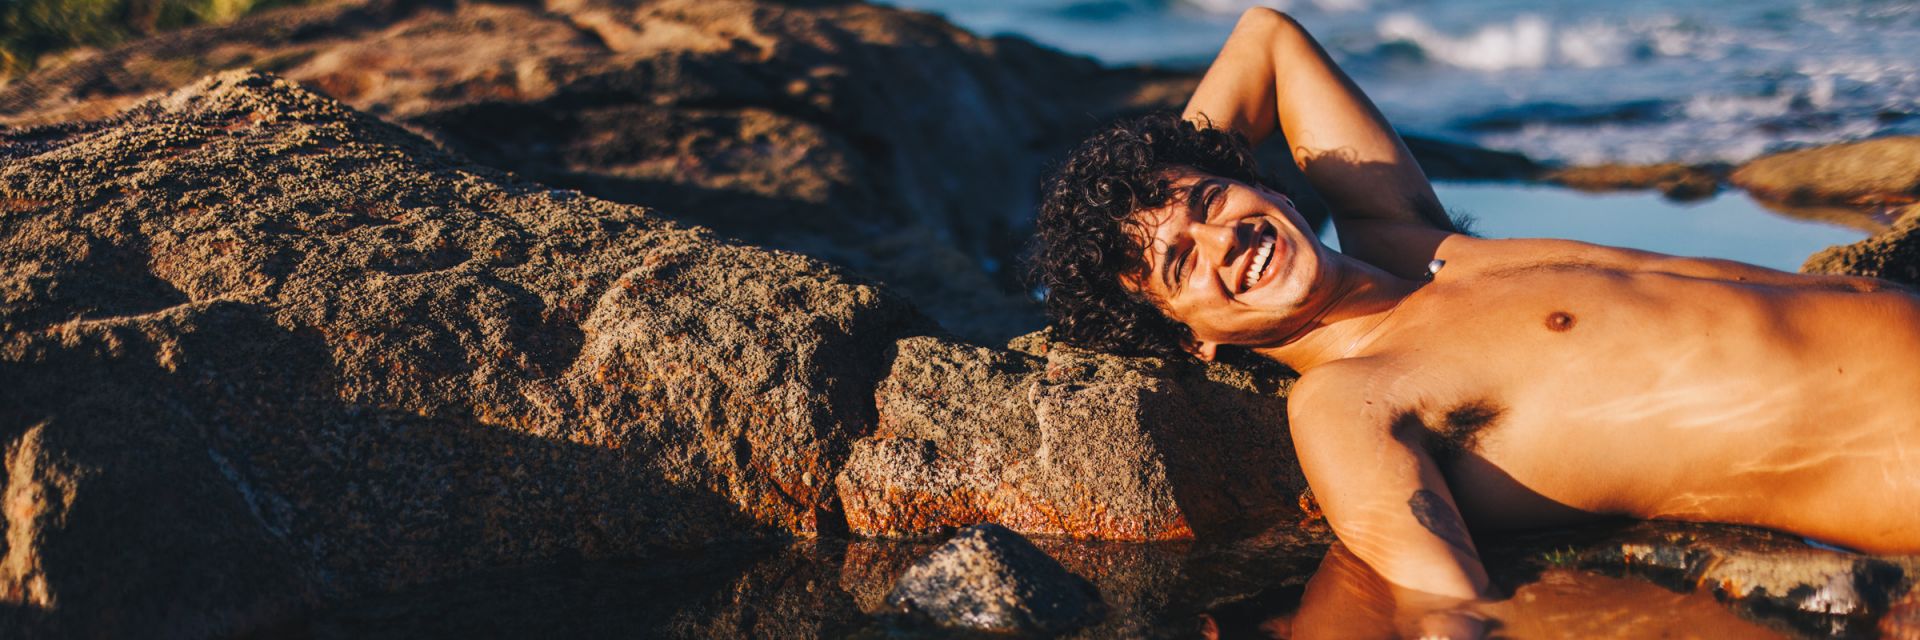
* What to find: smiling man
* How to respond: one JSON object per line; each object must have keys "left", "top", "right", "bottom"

{"left": 1033, "top": 7, "right": 1920, "bottom": 637}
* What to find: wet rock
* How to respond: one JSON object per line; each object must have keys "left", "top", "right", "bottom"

{"left": 1802, "top": 205, "right": 1920, "bottom": 285}
{"left": 0, "top": 70, "right": 922, "bottom": 637}
{"left": 838, "top": 336, "right": 1312, "bottom": 541}
{"left": 1732, "top": 137, "right": 1920, "bottom": 206}
{"left": 1496, "top": 522, "right": 1910, "bottom": 637}
{"left": 886, "top": 524, "right": 1105, "bottom": 635}
{"left": 1543, "top": 162, "right": 1723, "bottom": 201}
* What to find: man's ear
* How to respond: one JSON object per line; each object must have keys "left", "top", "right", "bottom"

{"left": 1188, "top": 340, "right": 1220, "bottom": 362}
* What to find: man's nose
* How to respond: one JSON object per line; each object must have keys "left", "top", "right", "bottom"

{"left": 1190, "top": 222, "right": 1239, "bottom": 266}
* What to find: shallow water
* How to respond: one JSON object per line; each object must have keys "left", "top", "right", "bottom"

{"left": 286, "top": 521, "right": 1911, "bottom": 639}
{"left": 1427, "top": 183, "right": 1880, "bottom": 271}
{"left": 1313, "top": 183, "right": 1879, "bottom": 271}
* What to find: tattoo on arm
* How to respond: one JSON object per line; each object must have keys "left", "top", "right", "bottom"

{"left": 1409, "top": 489, "right": 1478, "bottom": 558}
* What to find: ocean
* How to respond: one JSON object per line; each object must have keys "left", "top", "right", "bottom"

{"left": 879, "top": 0, "right": 1920, "bottom": 167}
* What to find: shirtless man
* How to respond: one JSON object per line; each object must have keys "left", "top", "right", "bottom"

{"left": 1031, "top": 7, "right": 1920, "bottom": 636}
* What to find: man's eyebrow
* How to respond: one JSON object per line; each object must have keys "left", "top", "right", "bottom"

{"left": 1186, "top": 177, "right": 1222, "bottom": 223}
{"left": 1160, "top": 178, "right": 1222, "bottom": 292}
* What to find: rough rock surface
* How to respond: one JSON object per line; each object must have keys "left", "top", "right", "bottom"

{"left": 0, "top": 0, "right": 1558, "bottom": 341}
{"left": 1802, "top": 205, "right": 1920, "bottom": 285}
{"left": 1733, "top": 136, "right": 1920, "bottom": 206}
{"left": 1543, "top": 162, "right": 1722, "bottom": 201}
{"left": 0, "top": 0, "right": 1164, "bottom": 341}
{"left": 886, "top": 524, "right": 1105, "bottom": 635}
{"left": 0, "top": 70, "right": 929, "bottom": 637}
{"left": 837, "top": 335, "right": 1313, "bottom": 541}
{"left": 0, "top": 70, "right": 1333, "bottom": 636}
{"left": 1496, "top": 522, "right": 1915, "bottom": 637}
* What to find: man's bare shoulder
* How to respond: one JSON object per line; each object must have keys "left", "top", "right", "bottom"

{"left": 1287, "top": 358, "right": 1395, "bottom": 434}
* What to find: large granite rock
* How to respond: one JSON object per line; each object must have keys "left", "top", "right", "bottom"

{"left": 0, "top": 0, "right": 1555, "bottom": 341}
{"left": 837, "top": 335, "right": 1313, "bottom": 541}
{"left": 1733, "top": 137, "right": 1920, "bottom": 207}
{"left": 0, "top": 69, "right": 1329, "bottom": 637}
{"left": 0, "top": 70, "right": 926, "bottom": 637}
{"left": 0, "top": 0, "right": 1155, "bottom": 342}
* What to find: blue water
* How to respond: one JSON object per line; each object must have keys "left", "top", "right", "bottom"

{"left": 1429, "top": 184, "right": 1870, "bottom": 271}
{"left": 1307, "top": 186, "right": 1870, "bottom": 271}
{"left": 881, "top": 0, "right": 1920, "bottom": 166}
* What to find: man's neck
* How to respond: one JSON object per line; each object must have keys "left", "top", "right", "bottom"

{"left": 1253, "top": 253, "right": 1422, "bottom": 372}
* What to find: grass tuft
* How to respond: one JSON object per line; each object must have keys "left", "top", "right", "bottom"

{"left": 1, "top": 0, "right": 315, "bottom": 77}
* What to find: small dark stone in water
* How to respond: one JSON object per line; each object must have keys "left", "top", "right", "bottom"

{"left": 886, "top": 523, "right": 1106, "bottom": 635}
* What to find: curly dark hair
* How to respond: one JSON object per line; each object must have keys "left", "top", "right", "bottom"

{"left": 1031, "top": 112, "right": 1271, "bottom": 359}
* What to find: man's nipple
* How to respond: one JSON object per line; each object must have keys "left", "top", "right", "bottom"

{"left": 1545, "top": 311, "right": 1576, "bottom": 332}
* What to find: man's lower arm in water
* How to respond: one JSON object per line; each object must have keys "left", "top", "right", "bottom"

{"left": 1181, "top": 7, "right": 1456, "bottom": 280}
{"left": 1290, "top": 370, "right": 1495, "bottom": 638}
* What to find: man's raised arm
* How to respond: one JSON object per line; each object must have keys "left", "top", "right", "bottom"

{"left": 1183, "top": 8, "right": 1456, "bottom": 279}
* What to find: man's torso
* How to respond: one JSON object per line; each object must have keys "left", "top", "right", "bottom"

{"left": 1303, "top": 236, "right": 1920, "bottom": 552}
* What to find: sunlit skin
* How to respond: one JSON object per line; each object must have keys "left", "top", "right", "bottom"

{"left": 1151, "top": 8, "right": 1920, "bottom": 638}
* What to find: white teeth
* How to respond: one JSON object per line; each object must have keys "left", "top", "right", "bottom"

{"left": 1244, "top": 232, "right": 1275, "bottom": 290}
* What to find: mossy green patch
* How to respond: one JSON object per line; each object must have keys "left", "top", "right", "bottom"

{"left": 1, "top": 0, "right": 315, "bottom": 76}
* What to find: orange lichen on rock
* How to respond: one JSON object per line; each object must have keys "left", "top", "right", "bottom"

{"left": 838, "top": 335, "right": 1308, "bottom": 542}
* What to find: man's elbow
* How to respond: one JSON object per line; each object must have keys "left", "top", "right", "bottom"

{"left": 1235, "top": 6, "right": 1301, "bottom": 38}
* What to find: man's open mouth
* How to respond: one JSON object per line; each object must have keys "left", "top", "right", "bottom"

{"left": 1242, "top": 224, "right": 1278, "bottom": 292}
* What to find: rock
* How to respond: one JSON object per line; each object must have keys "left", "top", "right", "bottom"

{"left": 1732, "top": 137, "right": 1920, "bottom": 206}
{"left": 0, "top": 0, "right": 1557, "bottom": 339}
{"left": 1510, "top": 522, "right": 1909, "bottom": 636}
{"left": 1543, "top": 163, "right": 1723, "bottom": 201}
{"left": 1802, "top": 205, "right": 1920, "bottom": 285}
{"left": 1399, "top": 134, "right": 1542, "bottom": 181}
{"left": 0, "top": 0, "right": 1172, "bottom": 342}
{"left": 886, "top": 524, "right": 1105, "bottom": 635}
{"left": 837, "top": 335, "right": 1314, "bottom": 541}
{"left": 0, "top": 70, "right": 921, "bottom": 637}
{"left": 1, "top": 67, "right": 1335, "bottom": 635}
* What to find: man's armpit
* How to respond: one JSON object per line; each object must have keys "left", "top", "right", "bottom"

{"left": 1409, "top": 489, "right": 1478, "bottom": 558}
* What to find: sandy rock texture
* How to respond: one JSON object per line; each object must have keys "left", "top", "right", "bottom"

{"left": 0, "top": 70, "right": 1324, "bottom": 637}
{"left": 1803, "top": 205, "right": 1920, "bottom": 285}
{"left": 0, "top": 0, "right": 1167, "bottom": 342}
{"left": 0, "top": 0, "right": 1560, "bottom": 342}
{"left": 1733, "top": 137, "right": 1920, "bottom": 207}
{"left": 0, "top": 70, "right": 926, "bottom": 636}
{"left": 837, "top": 335, "right": 1314, "bottom": 541}
{"left": 1542, "top": 162, "right": 1723, "bottom": 201}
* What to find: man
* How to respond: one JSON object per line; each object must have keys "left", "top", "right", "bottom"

{"left": 1032, "top": 7, "right": 1920, "bottom": 636}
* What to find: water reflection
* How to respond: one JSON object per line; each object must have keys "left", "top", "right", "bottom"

{"left": 1211, "top": 543, "right": 1785, "bottom": 639}
{"left": 284, "top": 520, "right": 1920, "bottom": 639}
{"left": 1427, "top": 184, "right": 1870, "bottom": 273}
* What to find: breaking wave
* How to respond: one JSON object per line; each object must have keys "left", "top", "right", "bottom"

{"left": 880, "top": 0, "right": 1920, "bottom": 165}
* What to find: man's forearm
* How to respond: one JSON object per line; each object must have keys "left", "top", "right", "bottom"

{"left": 1183, "top": 9, "right": 1453, "bottom": 234}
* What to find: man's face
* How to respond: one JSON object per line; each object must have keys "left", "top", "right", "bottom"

{"left": 1130, "top": 170, "right": 1332, "bottom": 357}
